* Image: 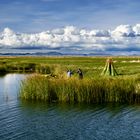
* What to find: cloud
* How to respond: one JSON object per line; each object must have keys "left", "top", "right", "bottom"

{"left": 111, "top": 25, "right": 135, "bottom": 37}
{"left": 133, "top": 24, "right": 140, "bottom": 36}
{"left": 0, "top": 24, "right": 140, "bottom": 53}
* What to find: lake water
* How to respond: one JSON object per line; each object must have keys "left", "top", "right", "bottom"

{"left": 0, "top": 74, "right": 140, "bottom": 140}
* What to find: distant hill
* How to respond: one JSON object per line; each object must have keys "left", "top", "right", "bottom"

{"left": 0, "top": 51, "right": 138, "bottom": 56}
{"left": 0, "top": 51, "right": 63, "bottom": 56}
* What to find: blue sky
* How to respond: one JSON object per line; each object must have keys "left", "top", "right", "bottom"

{"left": 0, "top": 0, "right": 140, "bottom": 55}
{"left": 0, "top": 0, "right": 140, "bottom": 32}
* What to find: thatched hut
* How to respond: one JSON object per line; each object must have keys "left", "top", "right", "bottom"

{"left": 101, "top": 58, "right": 118, "bottom": 76}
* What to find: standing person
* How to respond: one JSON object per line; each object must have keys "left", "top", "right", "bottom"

{"left": 77, "top": 68, "right": 83, "bottom": 79}
{"left": 67, "top": 70, "right": 72, "bottom": 78}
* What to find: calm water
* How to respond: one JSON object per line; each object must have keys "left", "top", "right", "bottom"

{"left": 0, "top": 74, "right": 140, "bottom": 140}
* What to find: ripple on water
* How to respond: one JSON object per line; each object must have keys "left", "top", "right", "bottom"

{"left": 1, "top": 102, "right": 140, "bottom": 139}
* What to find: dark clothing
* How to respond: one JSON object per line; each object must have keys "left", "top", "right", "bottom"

{"left": 77, "top": 69, "right": 83, "bottom": 79}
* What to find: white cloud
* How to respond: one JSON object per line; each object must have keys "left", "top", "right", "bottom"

{"left": 0, "top": 28, "right": 21, "bottom": 46}
{"left": 1, "top": 24, "right": 140, "bottom": 53}
{"left": 133, "top": 24, "right": 140, "bottom": 36}
{"left": 111, "top": 25, "right": 135, "bottom": 37}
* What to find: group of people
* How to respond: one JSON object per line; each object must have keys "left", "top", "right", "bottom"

{"left": 67, "top": 68, "right": 83, "bottom": 79}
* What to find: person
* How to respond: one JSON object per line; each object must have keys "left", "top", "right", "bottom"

{"left": 67, "top": 70, "right": 72, "bottom": 78}
{"left": 77, "top": 68, "right": 83, "bottom": 79}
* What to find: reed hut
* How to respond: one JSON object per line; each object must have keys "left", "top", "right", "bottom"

{"left": 101, "top": 58, "right": 118, "bottom": 76}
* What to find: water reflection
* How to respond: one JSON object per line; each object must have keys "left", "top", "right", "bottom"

{"left": 0, "top": 74, "right": 25, "bottom": 104}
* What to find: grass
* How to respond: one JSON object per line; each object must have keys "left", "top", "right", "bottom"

{"left": 19, "top": 74, "right": 140, "bottom": 104}
{"left": 1, "top": 56, "right": 140, "bottom": 76}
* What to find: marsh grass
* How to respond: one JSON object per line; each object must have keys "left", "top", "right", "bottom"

{"left": 1, "top": 56, "right": 140, "bottom": 77}
{"left": 19, "top": 74, "right": 140, "bottom": 104}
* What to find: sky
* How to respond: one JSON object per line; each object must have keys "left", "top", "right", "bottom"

{"left": 0, "top": 0, "right": 140, "bottom": 55}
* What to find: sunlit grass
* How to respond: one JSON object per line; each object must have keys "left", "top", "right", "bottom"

{"left": 0, "top": 56, "right": 140, "bottom": 76}
{"left": 19, "top": 74, "right": 140, "bottom": 103}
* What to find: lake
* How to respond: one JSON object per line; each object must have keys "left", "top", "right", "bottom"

{"left": 0, "top": 74, "right": 140, "bottom": 140}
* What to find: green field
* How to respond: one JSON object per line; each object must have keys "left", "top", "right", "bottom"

{"left": 1, "top": 56, "right": 140, "bottom": 77}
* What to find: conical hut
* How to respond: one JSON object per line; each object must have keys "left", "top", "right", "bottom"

{"left": 101, "top": 58, "right": 118, "bottom": 76}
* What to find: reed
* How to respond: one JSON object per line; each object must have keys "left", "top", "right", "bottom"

{"left": 19, "top": 74, "right": 140, "bottom": 104}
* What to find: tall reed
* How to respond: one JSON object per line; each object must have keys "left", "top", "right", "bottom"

{"left": 19, "top": 74, "right": 140, "bottom": 104}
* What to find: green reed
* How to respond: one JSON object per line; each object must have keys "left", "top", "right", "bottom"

{"left": 19, "top": 74, "right": 140, "bottom": 104}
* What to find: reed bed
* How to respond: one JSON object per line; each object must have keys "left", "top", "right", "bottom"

{"left": 19, "top": 74, "right": 140, "bottom": 104}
